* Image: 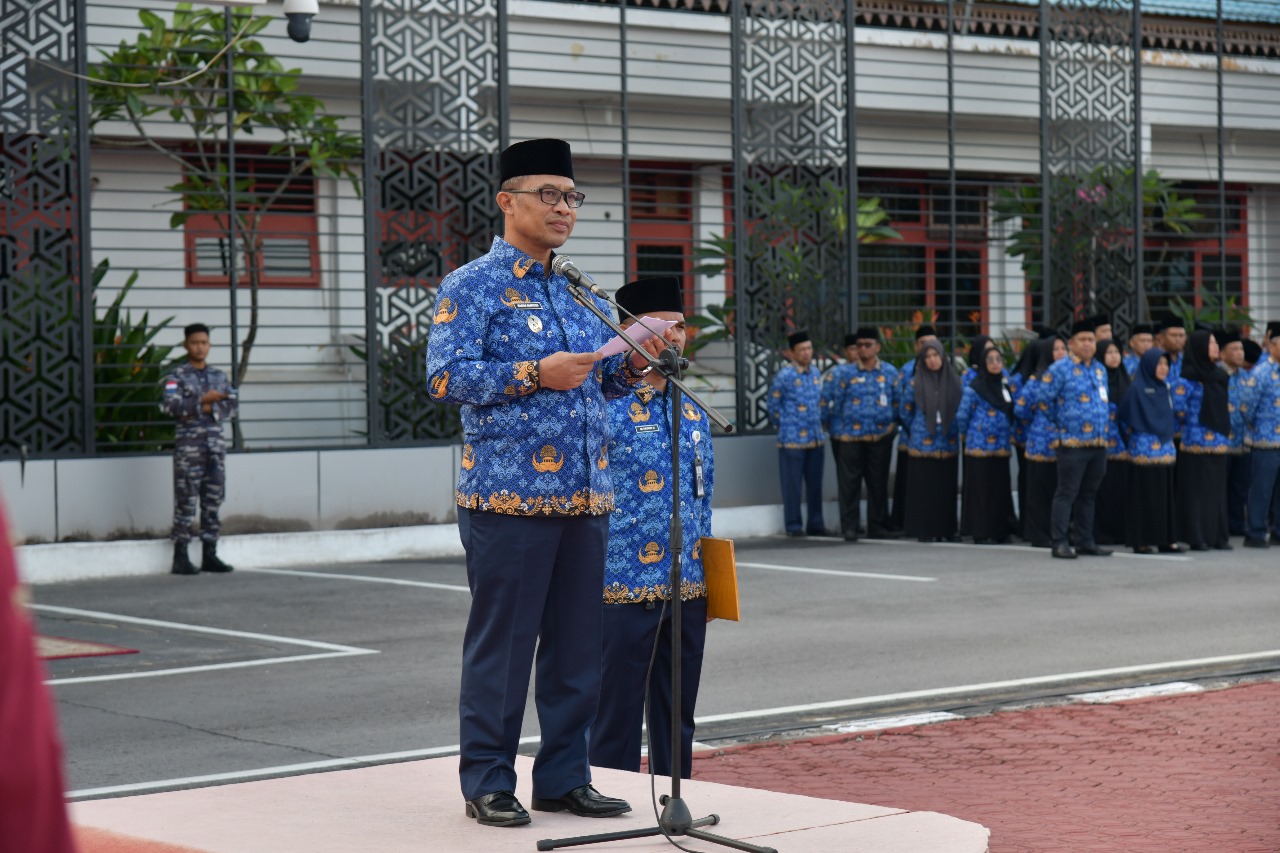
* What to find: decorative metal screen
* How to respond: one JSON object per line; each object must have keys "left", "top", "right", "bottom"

{"left": 364, "top": 0, "right": 502, "bottom": 443}
{"left": 734, "top": 0, "right": 852, "bottom": 432}
{"left": 0, "top": 0, "right": 87, "bottom": 458}
{"left": 1040, "top": 0, "right": 1140, "bottom": 334}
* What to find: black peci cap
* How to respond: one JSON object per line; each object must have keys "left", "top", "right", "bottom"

{"left": 500, "top": 138, "right": 575, "bottom": 183}
{"left": 1243, "top": 338, "right": 1262, "bottom": 364}
{"left": 787, "top": 330, "right": 811, "bottom": 349}
{"left": 615, "top": 276, "right": 683, "bottom": 321}
{"left": 914, "top": 324, "right": 937, "bottom": 341}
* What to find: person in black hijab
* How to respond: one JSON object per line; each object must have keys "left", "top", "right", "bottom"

{"left": 902, "top": 340, "right": 963, "bottom": 542}
{"left": 1174, "top": 329, "right": 1232, "bottom": 550}
{"left": 1118, "top": 349, "right": 1179, "bottom": 553}
{"left": 1093, "top": 340, "right": 1131, "bottom": 546}
{"left": 957, "top": 345, "right": 1016, "bottom": 543}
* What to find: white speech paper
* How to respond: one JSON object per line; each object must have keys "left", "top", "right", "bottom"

{"left": 595, "top": 317, "right": 678, "bottom": 358}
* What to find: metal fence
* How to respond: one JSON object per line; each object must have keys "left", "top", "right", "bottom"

{"left": 2, "top": 0, "right": 1278, "bottom": 457}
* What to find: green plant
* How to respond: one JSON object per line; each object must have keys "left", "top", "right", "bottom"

{"left": 87, "top": 3, "right": 362, "bottom": 395}
{"left": 1169, "top": 284, "right": 1254, "bottom": 332}
{"left": 992, "top": 167, "right": 1202, "bottom": 326}
{"left": 348, "top": 334, "right": 462, "bottom": 442}
{"left": 91, "top": 260, "right": 177, "bottom": 451}
{"left": 689, "top": 175, "right": 902, "bottom": 356}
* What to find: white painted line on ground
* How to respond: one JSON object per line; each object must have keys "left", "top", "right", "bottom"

{"left": 856, "top": 537, "right": 1193, "bottom": 562}
{"left": 823, "top": 711, "right": 962, "bottom": 734}
{"left": 737, "top": 561, "right": 936, "bottom": 582}
{"left": 692, "top": 649, "right": 1280, "bottom": 724}
{"left": 34, "top": 605, "right": 378, "bottom": 686}
{"left": 65, "top": 735, "right": 541, "bottom": 800}
{"left": 1069, "top": 681, "right": 1204, "bottom": 704}
{"left": 241, "top": 567, "right": 470, "bottom": 592}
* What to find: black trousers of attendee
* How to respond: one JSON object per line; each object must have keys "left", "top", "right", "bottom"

{"left": 905, "top": 454, "right": 959, "bottom": 541}
{"left": 890, "top": 440, "right": 910, "bottom": 531}
{"left": 962, "top": 454, "right": 1014, "bottom": 542}
{"left": 1022, "top": 459, "right": 1057, "bottom": 547}
{"left": 1177, "top": 452, "right": 1230, "bottom": 548}
{"left": 833, "top": 434, "right": 894, "bottom": 538}
{"left": 592, "top": 597, "right": 708, "bottom": 779}
{"left": 1093, "top": 457, "right": 1128, "bottom": 546}
{"left": 1126, "top": 463, "right": 1178, "bottom": 550}
{"left": 1226, "top": 451, "right": 1251, "bottom": 536}
{"left": 1051, "top": 447, "right": 1107, "bottom": 549}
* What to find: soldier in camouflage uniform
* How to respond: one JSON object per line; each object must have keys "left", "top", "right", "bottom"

{"left": 161, "top": 324, "right": 238, "bottom": 575}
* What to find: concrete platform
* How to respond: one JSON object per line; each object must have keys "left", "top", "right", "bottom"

{"left": 71, "top": 755, "right": 989, "bottom": 852}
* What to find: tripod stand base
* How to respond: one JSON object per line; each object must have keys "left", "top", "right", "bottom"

{"left": 536, "top": 795, "right": 778, "bottom": 852}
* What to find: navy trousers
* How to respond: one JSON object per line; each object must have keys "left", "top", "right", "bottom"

{"left": 779, "top": 447, "right": 827, "bottom": 534}
{"left": 1246, "top": 448, "right": 1280, "bottom": 541}
{"left": 591, "top": 597, "right": 708, "bottom": 779}
{"left": 457, "top": 508, "right": 608, "bottom": 802}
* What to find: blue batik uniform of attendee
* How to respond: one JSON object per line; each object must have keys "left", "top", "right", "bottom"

{"left": 1241, "top": 338, "right": 1280, "bottom": 545}
{"left": 1123, "top": 352, "right": 1140, "bottom": 377}
{"left": 821, "top": 328, "right": 899, "bottom": 540}
{"left": 768, "top": 330, "right": 828, "bottom": 535}
{"left": 1224, "top": 330, "right": 1252, "bottom": 535}
{"left": 1174, "top": 373, "right": 1232, "bottom": 455}
{"left": 901, "top": 370, "right": 960, "bottom": 456}
{"left": 956, "top": 383, "right": 1013, "bottom": 456}
{"left": 1043, "top": 321, "right": 1111, "bottom": 556}
{"left": 591, "top": 276, "right": 714, "bottom": 781}
{"left": 426, "top": 138, "right": 639, "bottom": 828}
{"left": 1016, "top": 370, "right": 1058, "bottom": 463}
{"left": 1122, "top": 323, "right": 1154, "bottom": 380}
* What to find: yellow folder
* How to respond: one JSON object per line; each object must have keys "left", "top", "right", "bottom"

{"left": 700, "top": 536, "right": 740, "bottom": 622}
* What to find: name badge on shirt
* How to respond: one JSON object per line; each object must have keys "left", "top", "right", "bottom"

{"left": 1099, "top": 384, "right": 1108, "bottom": 402}
{"left": 635, "top": 424, "right": 660, "bottom": 434}
{"left": 514, "top": 301, "right": 542, "bottom": 310}
{"left": 879, "top": 393, "right": 888, "bottom": 407}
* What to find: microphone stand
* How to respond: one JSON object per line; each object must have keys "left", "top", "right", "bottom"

{"left": 538, "top": 284, "right": 775, "bottom": 853}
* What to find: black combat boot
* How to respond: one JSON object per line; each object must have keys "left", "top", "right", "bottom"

{"left": 172, "top": 541, "right": 199, "bottom": 575}
{"left": 201, "top": 540, "right": 234, "bottom": 573}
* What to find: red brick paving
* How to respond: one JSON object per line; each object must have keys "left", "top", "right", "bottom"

{"left": 690, "top": 681, "right": 1280, "bottom": 852}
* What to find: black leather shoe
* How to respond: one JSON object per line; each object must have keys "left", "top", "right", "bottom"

{"left": 531, "top": 784, "right": 631, "bottom": 818}
{"left": 1159, "top": 543, "right": 1185, "bottom": 553}
{"left": 785, "top": 530, "right": 805, "bottom": 538}
{"left": 1051, "top": 544, "right": 1077, "bottom": 559}
{"left": 465, "top": 791, "right": 531, "bottom": 827}
{"left": 1133, "top": 546, "right": 1157, "bottom": 555}
{"left": 1076, "top": 546, "right": 1113, "bottom": 557}
{"left": 843, "top": 533, "right": 859, "bottom": 542}
{"left": 1213, "top": 542, "right": 1234, "bottom": 551}
{"left": 866, "top": 530, "right": 900, "bottom": 540}
{"left": 1188, "top": 542, "right": 1210, "bottom": 552}
{"left": 1243, "top": 537, "right": 1270, "bottom": 549}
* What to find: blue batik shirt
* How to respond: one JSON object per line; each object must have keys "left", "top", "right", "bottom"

{"left": 1043, "top": 355, "right": 1109, "bottom": 449}
{"left": 956, "top": 385, "right": 1013, "bottom": 457}
{"left": 1227, "top": 367, "right": 1250, "bottom": 452}
{"left": 425, "top": 236, "right": 640, "bottom": 517}
{"left": 161, "top": 363, "right": 238, "bottom": 439}
{"left": 896, "top": 358, "right": 917, "bottom": 433}
{"left": 603, "top": 384, "right": 714, "bottom": 604}
{"left": 820, "top": 359, "right": 899, "bottom": 442}
{"left": 1123, "top": 352, "right": 1140, "bottom": 378}
{"left": 1174, "top": 379, "right": 1232, "bottom": 454}
{"left": 768, "top": 364, "right": 826, "bottom": 449}
{"left": 1241, "top": 357, "right": 1280, "bottom": 449}
{"left": 1015, "top": 373, "right": 1058, "bottom": 461}
{"left": 1125, "top": 431, "right": 1177, "bottom": 465}
{"left": 1104, "top": 401, "right": 1127, "bottom": 459}
{"left": 900, "top": 372, "right": 960, "bottom": 457}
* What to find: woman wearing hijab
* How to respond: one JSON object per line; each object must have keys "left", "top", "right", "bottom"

{"left": 901, "top": 341, "right": 962, "bottom": 542}
{"left": 957, "top": 346, "right": 1015, "bottom": 543}
{"left": 1118, "top": 349, "right": 1179, "bottom": 554}
{"left": 961, "top": 335, "right": 995, "bottom": 386}
{"left": 1093, "top": 339, "right": 1131, "bottom": 546}
{"left": 1014, "top": 337, "right": 1066, "bottom": 547}
{"left": 1173, "top": 329, "right": 1233, "bottom": 550}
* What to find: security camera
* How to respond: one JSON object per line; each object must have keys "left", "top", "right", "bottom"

{"left": 282, "top": 0, "right": 318, "bottom": 43}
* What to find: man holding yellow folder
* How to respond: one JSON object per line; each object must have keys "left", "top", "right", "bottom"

{"left": 591, "top": 276, "right": 715, "bottom": 780}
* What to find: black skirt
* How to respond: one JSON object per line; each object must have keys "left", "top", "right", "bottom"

{"left": 962, "top": 454, "right": 1014, "bottom": 542}
{"left": 905, "top": 454, "right": 959, "bottom": 540}
{"left": 1127, "top": 462, "right": 1178, "bottom": 549}
{"left": 1094, "top": 458, "right": 1129, "bottom": 545}
{"left": 1022, "top": 459, "right": 1057, "bottom": 547}
{"left": 1176, "top": 452, "right": 1230, "bottom": 548}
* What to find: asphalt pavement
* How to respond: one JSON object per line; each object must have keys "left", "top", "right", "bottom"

{"left": 34, "top": 533, "right": 1280, "bottom": 798}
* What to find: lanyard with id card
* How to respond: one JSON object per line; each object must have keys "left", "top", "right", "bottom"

{"left": 692, "top": 430, "right": 706, "bottom": 499}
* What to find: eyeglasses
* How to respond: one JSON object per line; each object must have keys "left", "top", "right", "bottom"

{"left": 507, "top": 187, "right": 586, "bottom": 209}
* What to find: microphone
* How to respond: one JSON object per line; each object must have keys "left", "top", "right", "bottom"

{"left": 551, "top": 255, "right": 607, "bottom": 297}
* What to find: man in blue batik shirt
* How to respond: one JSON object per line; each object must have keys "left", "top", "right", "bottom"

{"left": 822, "top": 326, "right": 898, "bottom": 541}
{"left": 591, "top": 276, "right": 713, "bottom": 781}
{"left": 426, "top": 139, "right": 666, "bottom": 829}
{"left": 768, "top": 330, "right": 829, "bottom": 536}
{"left": 1043, "top": 318, "right": 1112, "bottom": 559}
{"left": 1123, "top": 323, "right": 1154, "bottom": 378}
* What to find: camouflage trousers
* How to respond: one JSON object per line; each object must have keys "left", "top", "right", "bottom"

{"left": 171, "top": 430, "right": 226, "bottom": 543}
